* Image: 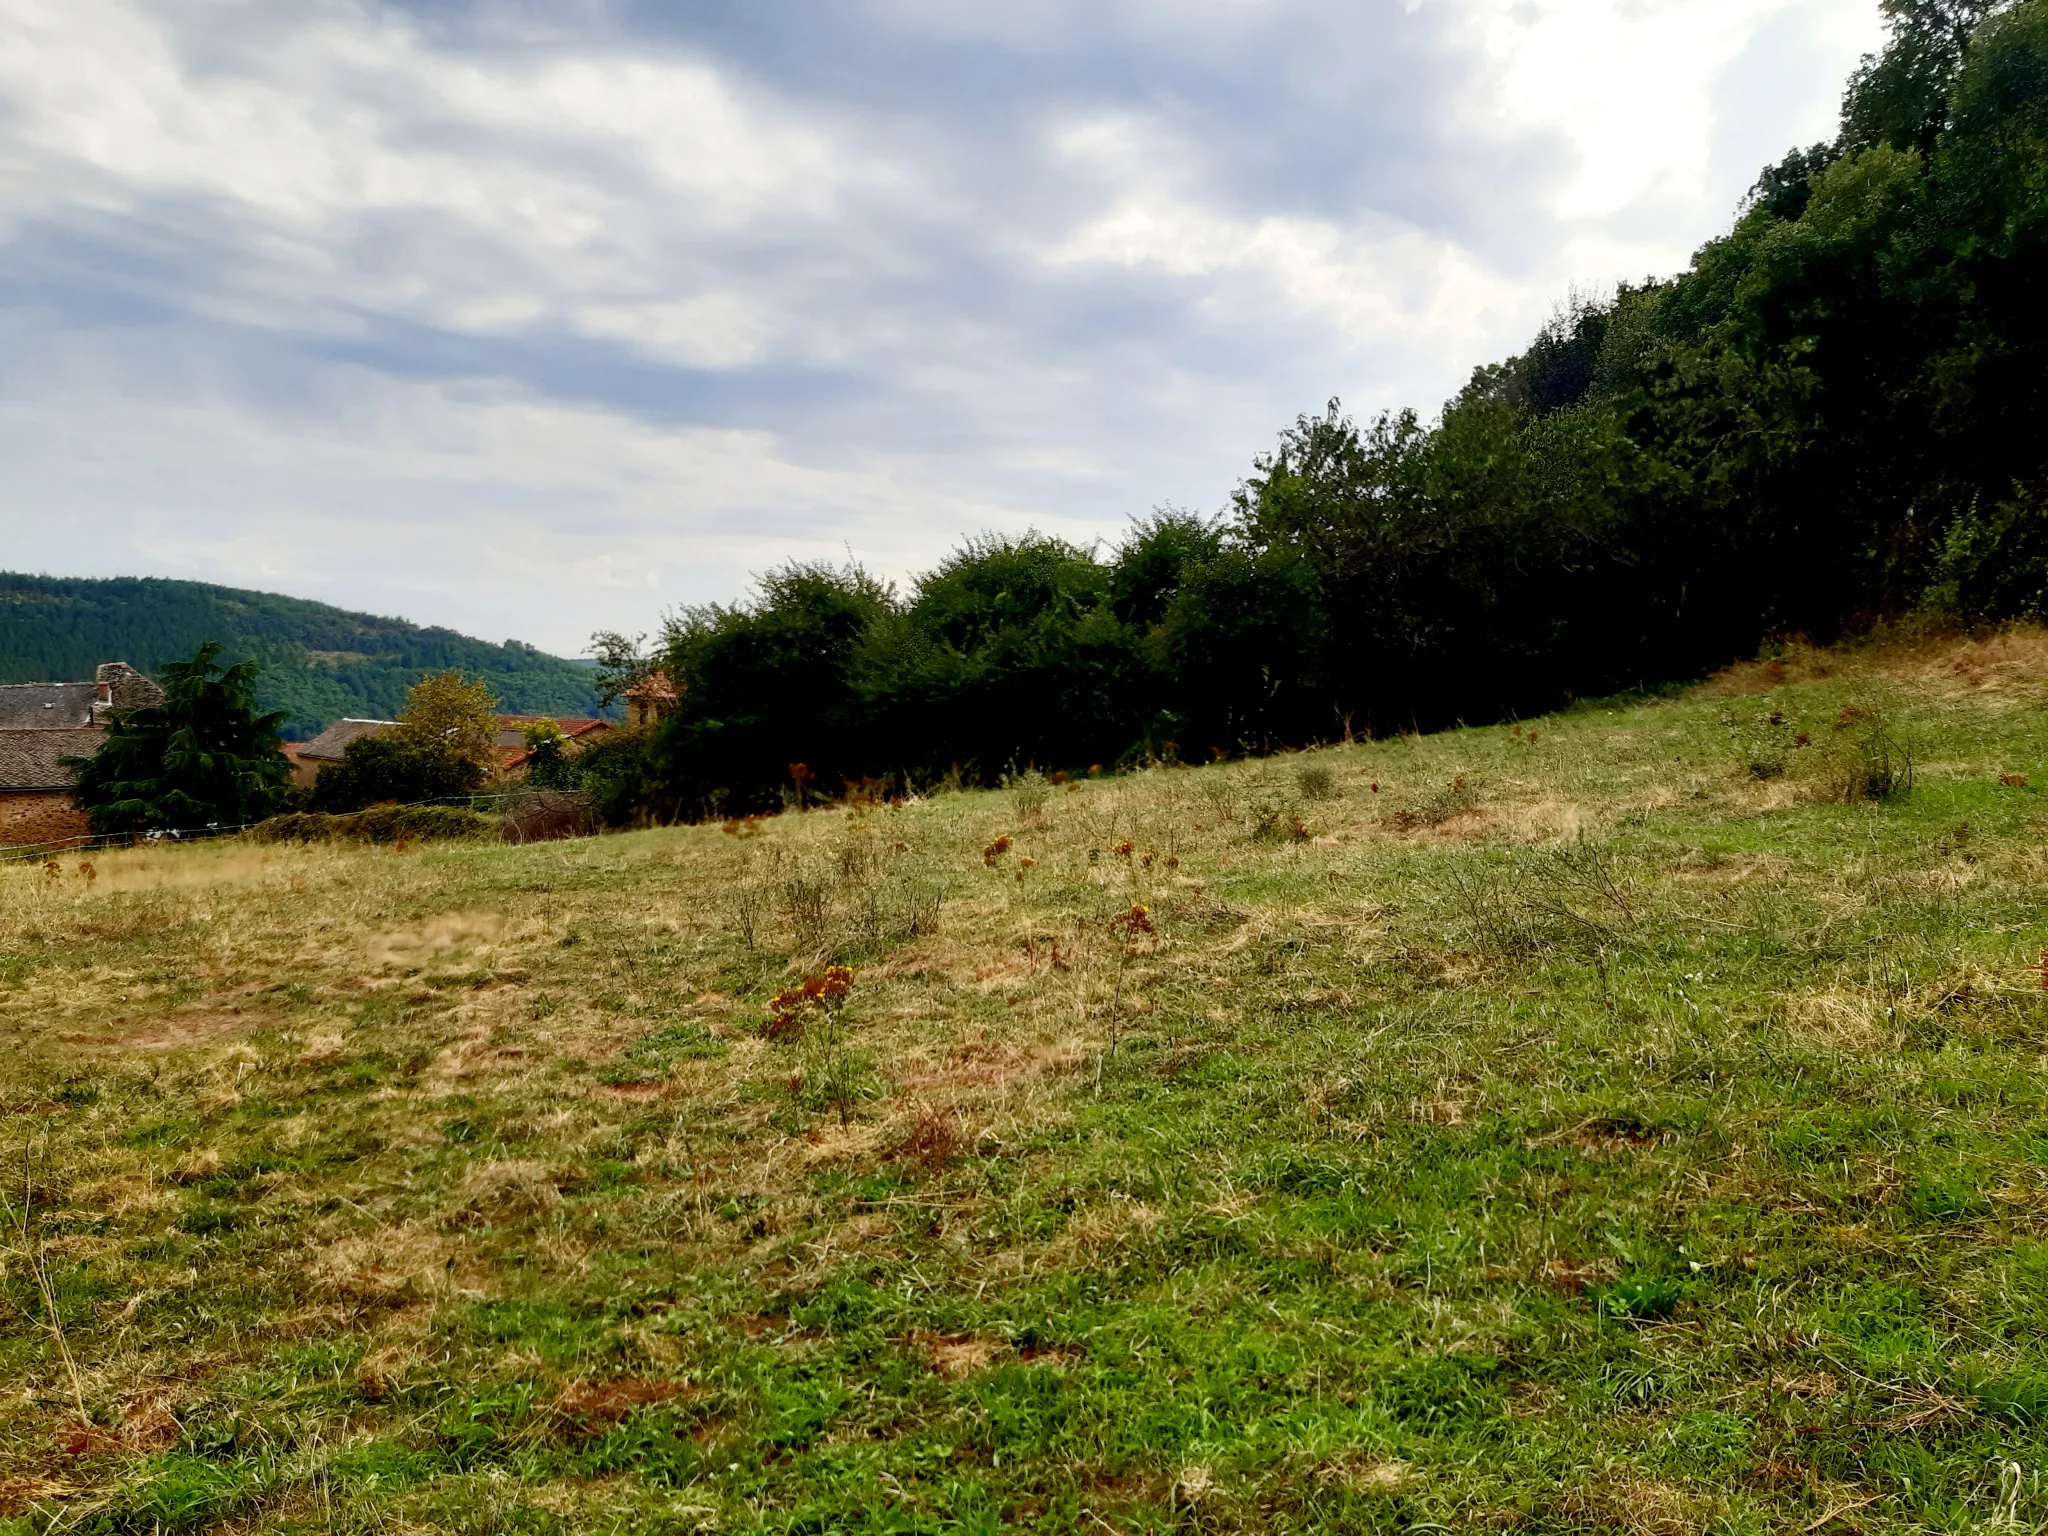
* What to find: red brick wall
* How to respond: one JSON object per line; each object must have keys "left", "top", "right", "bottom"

{"left": 0, "top": 792, "right": 90, "bottom": 849}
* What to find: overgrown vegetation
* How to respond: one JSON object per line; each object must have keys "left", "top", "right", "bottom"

{"left": 583, "top": 0, "right": 2048, "bottom": 819}
{"left": 250, "top": 805, "right": 499, "bottom": 845}
{"left": 9, "top": 627, "right": 2048, "bottom": 1532}
{"left": 310, "top": 672, "right": 503, "bottom": 814}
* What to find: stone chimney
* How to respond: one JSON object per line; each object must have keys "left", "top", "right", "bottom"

{"left": 94, "top": 662, "right": 165, "bottom": 716}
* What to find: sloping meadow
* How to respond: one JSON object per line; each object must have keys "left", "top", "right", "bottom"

{"left": 6, "top": 629, "right": 2048, "bottom": 1533}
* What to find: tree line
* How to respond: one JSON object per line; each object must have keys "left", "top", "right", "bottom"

{"left": 52, "top": 1, "right": 2048, "bottom": 835}
{"left": 0, "top": 573, "right": 604, "bottom": 738}
{"left": 562, "top": 0, "right": 2048, "bottom": 821}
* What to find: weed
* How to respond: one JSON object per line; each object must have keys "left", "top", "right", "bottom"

{"left": 1818, "top": 705, "right": 1915, "bottom": 803}
{"left": 1384, "top": 775, "right": 1478, "bottom": 831}
{"left": 1724, "top": 703, "right": 1801, "bottom": 779}
{"left": 1005, "top": 769, "right": 1052, "bottom": 829}
{"left": 732, "top": 882, "right": 766, "bottom": 950}
{"left": 780, "top": 871, "right": 830, "bottom": 953}
{"left": 1296, "top": 760, "right": 1339, "bottom": 802}
{"left": 1246, "top": 779, "right": 1311, "bottom": 841}
{"left": 1196, "top": 773, "right": 1244, "bottom": 825}
{"left": 766, "top": 967, "right": 868, "bottom": 1124}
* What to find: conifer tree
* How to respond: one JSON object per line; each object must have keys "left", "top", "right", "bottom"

{"left": 66, "top": 642, "right": 295, "bottom": 834}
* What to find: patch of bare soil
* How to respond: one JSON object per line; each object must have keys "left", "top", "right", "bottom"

{"left": 551, "top": 1379, "right": 695, "bottom": 1433}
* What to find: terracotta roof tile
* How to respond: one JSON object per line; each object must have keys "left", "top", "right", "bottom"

{"left": 493, "top": 716, "right": 613, "bottom": 770}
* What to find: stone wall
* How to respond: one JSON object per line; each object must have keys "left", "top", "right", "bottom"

{"left": 0, "top": 791, "right": 90, "bottom": 849}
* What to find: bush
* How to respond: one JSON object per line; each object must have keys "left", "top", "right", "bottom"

{"left": 572, "top": 728, "right": 672, "bottom": 827}
{"left": 500, "top": 786, "right": 597, "bottom": 843}
{"left": 1815, "top": 707, "right": 1914, "bottom": 803}
{"left": 311, "top": 734, "right": 487, "bottom": 813}
{"left": 252, "top": 806, "right": 499, "bottom": 845}
{"left": 1296, "top": 760, "right": 1339, "bottom": 801}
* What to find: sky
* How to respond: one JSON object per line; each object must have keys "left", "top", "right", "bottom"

{"left": 0, "top": 0, "right": 1885, "bottom": 656}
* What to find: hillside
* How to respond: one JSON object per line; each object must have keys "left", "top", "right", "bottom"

{"left": 0, "top": 573, "right": 607, "bottom": 738}
{"left": 6, "top": 626, "right": 2048, "bottom": 1531}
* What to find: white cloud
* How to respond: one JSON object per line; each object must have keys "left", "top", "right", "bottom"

{"left": 0, "top": 0, "right": 871, "bottom": 362}
{"left": 0, "top": 360, "right": 1073, "bottom": 651}
{"left": 0, "top": 0, "right": 1893, "bottom": 651}
{"left": 1448, "top": 0, "right": 1880, "bottom": 222}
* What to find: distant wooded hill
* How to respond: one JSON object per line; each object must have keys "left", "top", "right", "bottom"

{"left": 0, "top": 574, "right": 608, "bottom": 739}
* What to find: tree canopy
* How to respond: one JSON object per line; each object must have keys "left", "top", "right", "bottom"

{"left": 572, "top": 0, "right": 2048, "bottom": 820}
{"left": 310, "top": 671, "right": 500, "bottom": 812}
{"left": 66, "top": 642, "right": 295, "bottom": 834}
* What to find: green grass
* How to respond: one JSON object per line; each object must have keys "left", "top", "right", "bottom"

{"left": 8, "top": 631, "right": 2048, "bottom": 1532}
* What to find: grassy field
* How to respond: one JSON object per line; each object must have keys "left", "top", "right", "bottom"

{"left": 9, "top": 629, "right": 2048, "bottom": 1534}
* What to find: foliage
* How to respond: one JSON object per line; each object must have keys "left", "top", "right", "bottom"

{"left": 587, "top": 630, "right": 661, "bottom": 713}
{"left": 64, "top": 641, "right": 296, "bottom": 834}
{"left": 519, "top": 719, "right": 578, "bottom": 791}
{"left": 586, "top": 2, "right": 2048, "bottom": 821}
{"left": 307, "top": 673, "right": 500, "bottom": 813}
{"left": 396, "top": 671, "right": 500, "bottom": 776}
{"left": 251, "top": 804, "right": 499, "bottom": 844}
{"left": 648, "top": 564, "right": 896, "bottom": 817}
{"left": 0, "top": 573, "right": 606, "bottom": 739}
{"left": 567, "top": 727, "right": 671, "bottom": 827}
{"left": 309, "top": 733, "right": 485, "bottom": 812}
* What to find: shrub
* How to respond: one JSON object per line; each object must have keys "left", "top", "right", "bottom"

{"left": 1006, "top": 768, "right": 1052, "bottom": 827}
{"left": 311, "top": 734, "right": 486, "bottom": 813}
{"left": 500, "top": 786, "right": 596, "bottom": 844}
{"left": 520, "top": 721, "right": 580, "bottom": 791}
{"left": 1815, "top": 706, "right": 1914, "bottom": 803}
{"left": 1382, "top": 776, "right": 1479, "bottom": 831}
{"left": 1723, "top": 706, "right": 1800, "bottom": 781}
{"left": 252, "top": 806, "right": 499, "bottom": 845}
{"left": 1296, "top": 760, "right": 1338, "bottom": 801}
{"left": 572, "top": 728, "right": 672, "bottom": 827}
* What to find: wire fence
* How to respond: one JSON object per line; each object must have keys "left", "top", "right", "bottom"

{"left": 0, "top": 793, "right": 519, "bottom": 866}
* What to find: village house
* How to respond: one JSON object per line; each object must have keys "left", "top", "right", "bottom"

{"left": 285, "top": 714, "right": 615, "bottom": 786}
{"left": 624, "top": 671, "right": 679, "bottom": 728}
{"left": 284, "top": 717, "right": 397, "bottom": 788}
{"left": 493, "top": 716, "right": 612, "bottom": 774}
{"left": 0, "top": 662, "right": 165, "bottom": 848}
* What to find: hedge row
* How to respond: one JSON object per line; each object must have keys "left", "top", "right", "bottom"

{"left": 251, "top": 805, "right": 500, "bottom": 845}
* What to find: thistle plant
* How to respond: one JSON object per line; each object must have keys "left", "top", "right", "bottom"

{"left": 765, "top": 966, "right": 862, "bottom": 1124}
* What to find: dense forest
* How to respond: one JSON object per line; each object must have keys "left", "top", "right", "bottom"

{"left": 580, "top": 0, "right": 2048, "bottom": 821}
{"left": 0, "top": 575, "right": 605, "bottom": 739}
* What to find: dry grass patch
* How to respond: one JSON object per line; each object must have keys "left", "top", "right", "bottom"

{"left": 913, "top": 1330, "right": 1006, "bottom": 1379}
{"left": 310, "top": 1223, "right": 473, "bottom": 1302}
{"left": 1704, "top": 620, "right": 2048, "bottom": 707}
{"left": 11, "top": 641, "right": 2048, "bottom": 1533}
{"left": 1548, "top": 1473, "right": 1706, "bottom": 1536}
{"left": 1784, "top": 987, "right": 1906, "bottom": 1052}
{"left": 1311, "top": 1455, "right": 1413, "bottom": 1492}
